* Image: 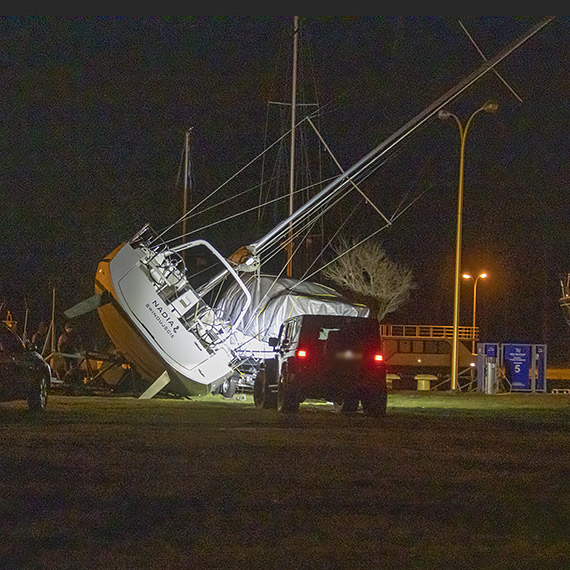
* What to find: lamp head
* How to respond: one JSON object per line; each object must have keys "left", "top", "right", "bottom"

{"left": 480, "top": 272, "right": 488, "bottom": 279}
{"left": 462, "top": 273, "right": 472, "bottom": 280}
{"left": 482, "top": 101, "right": 498, "bottom": 113}
{"left": 438, "top": 109, "right": 453, "bottom": 120}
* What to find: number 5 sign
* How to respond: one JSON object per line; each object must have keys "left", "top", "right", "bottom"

{"left": 501, "top": 343, "right": 547, "bottom": 392}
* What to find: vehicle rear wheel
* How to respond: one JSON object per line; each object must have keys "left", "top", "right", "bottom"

{"left": 361, "top": 390, "right": 387, "bottom": 418}
{"left": 254, "top": 369, "right": 277, "bottom": 409}
{"left": 277, "top": 372, "right": 299, "bottom": 414}
{"left": 219, "top": 377, "right": 237, "bottom": 399}
{"left": 27, "top": 374, "right": 48, "bottom": 412}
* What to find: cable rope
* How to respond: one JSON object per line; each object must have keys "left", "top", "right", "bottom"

{"left": 299, "top": 197, "right": 361, "bottom": 281}
{"left": 306, "top": 116, "right": 392, "bottom": 226}
{"left": 258, "top": 182, "right": 358, "bottom": 277}
{"left": 255, "top": 184, "right": 350, "bottom": 264}
{"left": 297, "top": 182, "right": 433, "bottom": 286}
{"left": 153, "top": 119, "right": 306, "bottom": 243}
{"left": 167, "top": 177, "right": 336, "bottom": 248}
{"left": 258, "top": 101, "right": 273, "bottom": 223}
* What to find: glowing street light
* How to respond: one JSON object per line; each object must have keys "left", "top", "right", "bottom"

{"left": 439, "top": 101, "right": 498, "bottom": 390}
{"left": 462, "top": 272, "right": 488, "bottom": 355}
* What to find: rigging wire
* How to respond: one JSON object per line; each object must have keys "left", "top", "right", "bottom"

{"left": 298, "top": 182, "right": 433, "bottom": 286}
{"left": 155, "top": 104, "right": 328, "bottom": 246}
{"left": 458, "top": 20, "right": 523, "bottom": 103}
{"left": 251, "top": 17, "right": 555, "bottom": 262}
{"left": 159, "top": 18, "right": 553, "bottom": 286}
{"left": 241, "top": 130, "right": 427, "bottom": 275}
{"left": 264, "top": 131, "right": 433, "bottom": 259}
{"left": 258, "top": 101, "right": 274, "bottom": 224}
{"left": 166, "top": 177, "right": 337, "bottom": 248}
{"left": 299, "top": 197, "right": 361, "bottom": 281}
{"left": 306, "top": 117, "right": 392, "bottom": 226}
{"left": 153, "top": 120, "right": 307, "bottom": 242}
{"left": 163, "top": 175, "right": 280, "bottom": 244}
{"left": 259, "top": 181, "right": 359, "bottom": 274}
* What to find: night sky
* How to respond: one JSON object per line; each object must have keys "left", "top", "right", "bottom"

{"left": 1, "top": 16, "right": 569, "bottom": 363}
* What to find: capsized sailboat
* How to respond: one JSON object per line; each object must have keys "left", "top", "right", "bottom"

{"left": 94, "top": 18, "right": 553, "bottom": 397}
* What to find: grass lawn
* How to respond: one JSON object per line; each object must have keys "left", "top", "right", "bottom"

{"left": 1, "top": 391, "right": 569, "bottom": 569}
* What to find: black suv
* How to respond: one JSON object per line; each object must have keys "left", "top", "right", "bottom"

{"left": 254, "top": 314, "right": 387, "bottom": 416}
{"left": 0, "top": 322, "right": 51, "bottom": 411}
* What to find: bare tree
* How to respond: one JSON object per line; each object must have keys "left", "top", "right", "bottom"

{"left": 322, "top": 237, "right": 415, "bottom": 321}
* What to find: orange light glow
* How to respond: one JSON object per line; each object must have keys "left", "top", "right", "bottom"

{"left": 297, "top": 349, "right": 307, "bottom": 358}
{"left": 374, "top": 354, "right": 383, "bottom": 362}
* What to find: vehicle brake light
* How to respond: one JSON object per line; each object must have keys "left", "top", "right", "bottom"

{"left": 374, "top": 354, "right": 383, "bottom": 362}
{"left": 297, "top": 349, "right": 307, "bottom": 358}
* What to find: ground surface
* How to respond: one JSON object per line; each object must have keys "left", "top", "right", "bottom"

{"left": 1, "top": 391, "right": 569, "bottom": 569}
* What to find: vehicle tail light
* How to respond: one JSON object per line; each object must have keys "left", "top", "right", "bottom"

{"left": 374, "top": 354, "right": 383, "bottom": 362}
{"left": 296, "top": 349, "right": 307, "bottom": 358}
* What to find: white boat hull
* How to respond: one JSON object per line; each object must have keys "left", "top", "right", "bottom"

{"left": 95, "top": 232, "right": 250, "bottom": 396}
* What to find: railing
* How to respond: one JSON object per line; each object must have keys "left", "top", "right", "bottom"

{"left": 379, "top": 324, "right": 478, "bottom": 341}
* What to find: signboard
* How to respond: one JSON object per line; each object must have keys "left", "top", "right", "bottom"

{"left": 502, "top": 343, "right": 532, "bottom": 391}
{"left": 485, "top": 344, "right": 497, "bottom": 358}
{"left": 477, "top": 342, "right": 547, "bottom": 393}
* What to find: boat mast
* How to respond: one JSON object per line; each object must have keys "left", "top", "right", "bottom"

{"left": 182, "top": 127, "right": 193, "bottom": 252}
{"left": 250, "top": 16, "right": 554, "bottom": 257}
{"left": 286, "top": 16, "right": 299, "bottom": 277}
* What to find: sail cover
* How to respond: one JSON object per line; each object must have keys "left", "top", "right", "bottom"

{"left": 215, "top": 273, "right": 370, "bottom": 342}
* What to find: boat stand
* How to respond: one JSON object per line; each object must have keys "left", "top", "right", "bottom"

{"left": 138, "top": 370, "right": 171, "bottom": 399}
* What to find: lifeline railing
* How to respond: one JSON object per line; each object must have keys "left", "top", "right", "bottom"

{"left": 379, "top": 324, "right": 478, "bottom": 341}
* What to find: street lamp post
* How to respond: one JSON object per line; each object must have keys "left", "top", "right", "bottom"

{"left": 439, "top": 101, "right": 498, "bottom": 391}
{"left": 462, "top": 272, "right": 488, "bottom": 355}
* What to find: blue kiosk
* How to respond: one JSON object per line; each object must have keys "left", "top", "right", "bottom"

{"left": 477, "top": 342, "right": 546, "bottom": 394}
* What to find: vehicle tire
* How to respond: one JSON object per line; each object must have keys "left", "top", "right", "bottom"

{"left": 334, "top": 396, "right": 359, "bottom": 414}
{"left": 361, "top": 390, "right": 387, "bottom": 418}
{"left": 219, "top": 377, "right": 237, "bottom": 399}
{"left": 253, "top": 369, "right": 277, "bottom": 409}
{"left": 277, "top": 372, "right": 299, "bottom": 414}
{"left": 27, "top": 374, "right": 48, "bottom": 412}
